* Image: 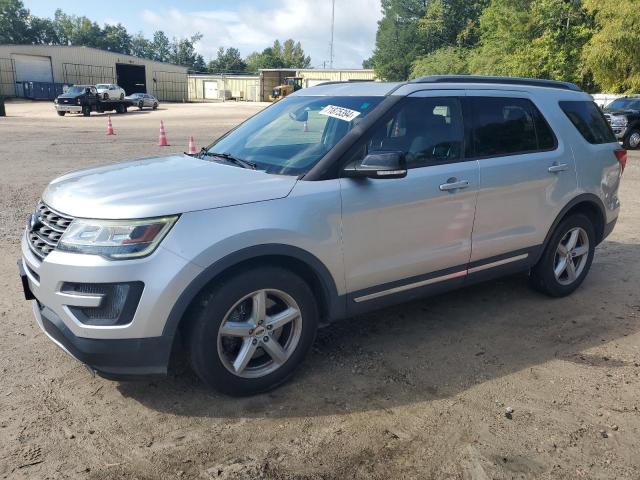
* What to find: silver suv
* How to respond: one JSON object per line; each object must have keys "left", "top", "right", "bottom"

{"left": 19, "top": 76, "right": 625, "bottom": 395}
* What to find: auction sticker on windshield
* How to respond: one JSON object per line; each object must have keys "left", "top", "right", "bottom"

{"left": 319, "top": 105, "right": 361, "bottom": 122}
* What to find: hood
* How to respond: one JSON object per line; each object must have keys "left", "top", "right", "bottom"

{"left": 604, "top": 108, "right": 638, "bottom": 116}
{"left": 43, "top": 155, "right": 298, "bottom": 219}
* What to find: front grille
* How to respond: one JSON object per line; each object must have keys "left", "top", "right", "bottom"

{"left": 27, "top": 202, "right": 74, "bottom": 259}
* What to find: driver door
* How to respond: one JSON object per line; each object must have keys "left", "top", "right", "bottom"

{"left": 339, "top": 92, "right": 479, "bottom": 309}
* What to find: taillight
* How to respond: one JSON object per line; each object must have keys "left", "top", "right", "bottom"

{"left": 614, "top": 149, "right": 627, "bottom": 173}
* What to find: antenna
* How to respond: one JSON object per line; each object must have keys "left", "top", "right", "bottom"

{"left": 329, "top": 0, "right": 335, "bottom": 69}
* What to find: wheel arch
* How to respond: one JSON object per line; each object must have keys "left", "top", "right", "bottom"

{"left": 538, "top": 194, "right": 607, "bottom": 263}
{"left": 162, "top": 244, "right": 344, "bottom": 343}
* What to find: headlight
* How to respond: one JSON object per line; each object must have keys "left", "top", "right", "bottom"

{"left": 58, "top": 216, "right": 178, "bottom": 259}
{"left": 610, "top": 116, "right": 628, "bottom": 127}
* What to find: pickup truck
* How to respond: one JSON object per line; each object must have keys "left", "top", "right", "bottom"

{"left": 54, "top": 85, "right": 131, "bottom": 116}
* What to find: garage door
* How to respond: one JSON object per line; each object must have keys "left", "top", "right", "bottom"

{"left": 204, "top": 81, "right": 219, "bottom": 99}
{"left": 13, "top": 54, "right": 53, "bottom": 83}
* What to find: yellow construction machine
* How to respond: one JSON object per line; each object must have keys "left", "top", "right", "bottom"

{"left": 269, "top": 77, "right": 303, "bottom": 101}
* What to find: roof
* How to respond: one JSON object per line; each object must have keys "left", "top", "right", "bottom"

{"left": 0, "top": 44, "right": 188, "bottom": 70}
{"left": 292, "top": 81, "right": 401, "bottom": 97}
{"left": 412, "top": 75, "right": 582, "bottom": 92}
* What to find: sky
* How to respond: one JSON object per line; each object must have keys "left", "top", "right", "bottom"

{"left": 25, "top": 0, "right": 383, "bottom": 68}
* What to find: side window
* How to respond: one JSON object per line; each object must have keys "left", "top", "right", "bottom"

{"left": 471, "top": 97, "right": 555, "bottom": 157}
{"left": 559, "top": 101, "right": 617, "bottom": 144}
{"left": 354, "top": 97, "right": 464, "bottom": 169}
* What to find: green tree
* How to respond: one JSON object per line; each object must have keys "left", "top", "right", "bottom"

{"left": 207, "top": 47, "right": 247, "bottom": 73}
{"left": 130, "top": 32, "right": 152, "bottom": 58}
{"left": 412, "top": 46, "right": 470, "bottom": 76}
{"left": 151, "top": 31, "right": 171, "bottom": 62}
{"left": 245, "top": 39, "right": 311, "bottom": 71}
{"left": 470, "top": 0, "right": 593, "bottom": 88}
{"left": 0, "top": 0, "right": 34, "bottom": 43}
{"left": 168, "top": 33, "right": 206, "bottom": 71}
{"left": 370, "top": 0, "right": 428, "bottom": 81}
{"left": 101, "top": 23, "right": 131, "bottom": 54}
{"left": 582, "top": 0, "right": 640, "bottom": 92}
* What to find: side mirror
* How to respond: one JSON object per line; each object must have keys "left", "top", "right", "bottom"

{"left": 343, "top": 151, "right": 407, "bottom": 179}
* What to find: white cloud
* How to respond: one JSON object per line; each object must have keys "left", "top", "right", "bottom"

{"left": 140, "top": 0, "right": 382, "bottom": 68}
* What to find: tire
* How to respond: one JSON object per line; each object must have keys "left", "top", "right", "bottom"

{"left": 623, "top": 128, "right": 640, "bottom": 149}
{"left": 120, "top": 93, "right": 125, "bottom": 100}
{"left": 103, "top": 93, "right": 109, "bottom": 100}
{"left": 138, "top": 101, "right": 144, "bottom": 110}
{"left": 56, "top": 111, "right": 65, "bottom": 116}
{"left": 186, "top": 266, "right": 318, "bottom": 396}
{"left": 529, "top": 214, "right": 596, "bottom": 297}
{"left": 82, "top": 106, "right": 90, "bottom": 117}
{"left": 153, "top": 103, "right": 158, "bottom": 110}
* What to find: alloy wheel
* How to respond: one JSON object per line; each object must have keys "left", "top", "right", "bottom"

{"left": 217, "top": 289, "right": 302, "bottom": 378}
{"left": 629, "top": 131, "right": 640, "bottom": 149}
{"left": 553, "top": 227, "right": 589, "bottom": 286}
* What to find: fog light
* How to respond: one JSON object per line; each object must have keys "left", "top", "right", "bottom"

{"left": 61, "top": 282, "right": 143, "bottom": 326}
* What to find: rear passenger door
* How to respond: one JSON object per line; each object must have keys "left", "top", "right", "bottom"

{"left": 466, "top": 91, "right": 577, "bottom": 270}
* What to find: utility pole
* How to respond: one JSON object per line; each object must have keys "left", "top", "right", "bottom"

{"left": 329, "top": 0, "right": 335, "bottom": 69}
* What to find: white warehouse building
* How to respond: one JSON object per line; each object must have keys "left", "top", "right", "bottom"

{"left": 0, "top": 44, "right": 188, "bottom": 101}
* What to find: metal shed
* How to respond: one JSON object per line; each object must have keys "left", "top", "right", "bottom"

{"left": 0, "top": 45, "right": 188, "bottom": 101}
{"left": 258, "top": 68, "right": 376, "bottom": 101}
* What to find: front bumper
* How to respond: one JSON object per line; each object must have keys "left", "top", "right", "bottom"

{"left": 55, "top": 104, "right": 82, "bottom": 113}
{"left": 20, "top": 228, "right": 203, "bottom": 378}
{"left": 33, "top": 301, "right": 172, "bottom": 377}
{"left": 610, "top": 125, "right": 627, "bottom": 140}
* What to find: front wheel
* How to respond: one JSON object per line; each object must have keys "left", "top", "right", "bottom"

{"left": 82, "top": 106, "right": 90, "bottom": 116}
{"left": 120, "top": 93, "right": 125, "bottom": 100}
{"left": 102, "top": 93, "right": 109, "bottom": 100}
{"left": 186, "top": 266, "right": 318, "bottom": 396}
{"left": 138, "top": 101, "right": 144, "bottom": 110}
{"left": 529, "top": 214, "right": 595, "bottom": 297}
{"left": 623, "top": 129, "right": 640, "bottom": 149}
{"left": 56, "top": 111, "right": 65, "bottom": 116}
{"left": 152, "top": 103, "right": 158, "bottom": 110}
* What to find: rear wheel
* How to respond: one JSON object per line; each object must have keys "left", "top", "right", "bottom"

{"left": 186, "top": 266, "right": 318, "bottom": 396}
{"left": 623, "top": 129, "right": 640, "bottom": 149}
{"left": 529, "top": 214, "right": 595, "bottom": 297}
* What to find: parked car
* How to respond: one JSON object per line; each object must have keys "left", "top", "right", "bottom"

{"left": 20, "top": 76, "right": 624, "bottom": 396}
{"left": 54, "top": 85, "right": 130, "bottom": 116}
{"left": 125, "top": 93, "right": 159, "bottom": 110}
{"left": 95, "top": 83, "right": 125, "bottom": 100}
{"left": 602, "top": 95, "right": 640, "bottom": 149}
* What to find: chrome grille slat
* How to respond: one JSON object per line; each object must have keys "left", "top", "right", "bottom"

{"left": 27, "top": 201, "right": 74, "bottom": 259}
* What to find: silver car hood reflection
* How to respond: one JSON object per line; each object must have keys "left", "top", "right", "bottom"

{"left": 43, "top": 155, "right": 298, "bottom": 219}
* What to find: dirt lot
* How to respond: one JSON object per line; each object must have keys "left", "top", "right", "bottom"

{"left": 0, "top": 99, "right": 639, "bottom": 480}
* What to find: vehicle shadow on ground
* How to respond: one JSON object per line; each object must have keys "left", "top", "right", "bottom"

{"left": 118, "top": 240, "right": 640, "bottom": 417}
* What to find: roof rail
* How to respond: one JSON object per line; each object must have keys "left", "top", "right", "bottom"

{"left": 411, "top": 75, "right": 582, "bottom": 92}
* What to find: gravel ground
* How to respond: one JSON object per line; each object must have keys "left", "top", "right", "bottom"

{"left": 0, "top": 99, "right": 639, "bottom": 480}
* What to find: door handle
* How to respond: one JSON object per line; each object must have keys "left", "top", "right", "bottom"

{"left": 439, "top": 179, "right": 470, "bottom": 191}
{"left": 548, "top": 163, "right": 569, "bottom": 173}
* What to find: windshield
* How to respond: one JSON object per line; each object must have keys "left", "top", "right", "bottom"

{"left": 206, "top": 95, "right": 383, "bottom": 175}
{"left": 96, "top": 84, "right": 109, "bottom": 89}
{"left": 65, "top": 86, "right": 85, "bottom": 94}
{"left": 130, "top": 93, "right": 142, "bottom": 97}
{"left": 607, "top": 98, "right": 640, "bottom": 110}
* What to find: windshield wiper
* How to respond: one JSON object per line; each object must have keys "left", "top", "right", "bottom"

{"left": 200, "top": 150, "right": 257, "bottom": 170}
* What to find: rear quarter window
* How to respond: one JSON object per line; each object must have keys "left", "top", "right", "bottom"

{"left": 559, "top": 101, "right": 617, "bottom": 144}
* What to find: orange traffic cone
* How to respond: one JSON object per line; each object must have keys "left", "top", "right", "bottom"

{"left": 303, "top": 120, "right": 309, "bottom": 132}
{"left": 158, "top": 120, "right": 169, "bottom": 146}
{"left": 106, "top": 115, "right": 115, "bottom": 135}
{"left": 188, "top": 136, "right": 197, "bottom": 154}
